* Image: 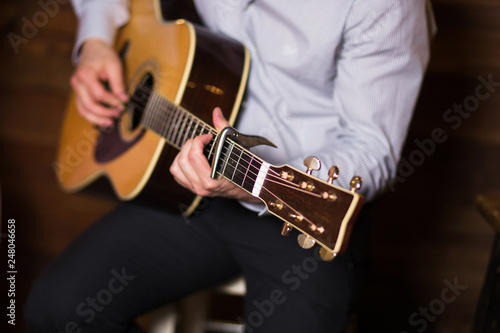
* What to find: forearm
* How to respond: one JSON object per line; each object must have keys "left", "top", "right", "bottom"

{"left": 71, "top": 0, "right": 130, "bottom": 62}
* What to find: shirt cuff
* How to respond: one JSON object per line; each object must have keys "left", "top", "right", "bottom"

{"left": 239, "top": 200, "right": 271, "bottom": 216}
{"left": 72, "top": 5, "right": 129, "bottom": 63}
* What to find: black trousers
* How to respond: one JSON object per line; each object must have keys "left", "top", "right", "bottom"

{"left": 24, "top": 197, "right": 371, "bottom": 333}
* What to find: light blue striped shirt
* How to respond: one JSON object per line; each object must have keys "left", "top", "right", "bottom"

{"left": 71, "top": 0, "right": 436, "bottom": 202}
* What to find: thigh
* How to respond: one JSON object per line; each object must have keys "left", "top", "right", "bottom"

{"left": 211, "top": 199, "right": 372, "bottom": 333}
{"left": 25, "top": 201, "right": 241, "bottom": 332}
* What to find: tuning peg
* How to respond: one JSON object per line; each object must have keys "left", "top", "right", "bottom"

{"left": 289, "top": 213, "right": 304, "bottom": 222}
{"left": 349, "top": 176, "right": 363, "bottom": 193}
{"left": 281, "top": 222, "right": 292, "bottom": 236}
{"left": 303, "top": 156, "right": 321, "bottom": 175}
{"left": 319, "top": 247, "right": 337, "bottom": 261}
{"left": 269, "top": 201, "right": 283, "bottom": 211}
{"left": 297, "top": 233, "right": 315, "bottom": 249}
{"left": 327, "top": 166, "right": 340, "bottom": 184}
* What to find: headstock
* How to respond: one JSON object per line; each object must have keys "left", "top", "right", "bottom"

{"left": 259, "top": 156, "right": 364, "bottom": 261}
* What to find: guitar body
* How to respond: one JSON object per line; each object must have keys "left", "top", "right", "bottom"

{"left": 55, "top": 0, "right": 249, "bottom": 214}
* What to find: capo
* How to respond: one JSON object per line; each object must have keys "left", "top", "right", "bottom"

{"left": 210, "top": 126, "right": 277, "bottom": 179}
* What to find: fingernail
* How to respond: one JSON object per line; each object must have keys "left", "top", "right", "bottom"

{"left": 215, "top": 107, "right": 222, "bottom": 118}
{"left": 104, "top": 119, "right": 114, "bottom": 128}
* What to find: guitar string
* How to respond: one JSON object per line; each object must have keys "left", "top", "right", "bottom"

{"left": 128, "top": 87, "right": 329, "bottom": 197}
{"left": 132, "top": 88, "right": 328, "bottom": 195}
{"left": 128, "top": 87, "right": 257, "bottom": 177}
{"left": 130, "top": 88, "right": 311, "bottom": 188}
{"left": 128, "top": 88, "right": 339, "bottom": 238}
{"left": 122, "top": 91, "right": 327, "bottom": 232}
{"left": 126, "top": 88, "right": 266, "bottom": 186}
{"left": 260, "top": 186, "right": 319, "bottom": 230}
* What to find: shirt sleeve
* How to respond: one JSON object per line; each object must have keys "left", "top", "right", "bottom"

{"left": 287, "top": 0, "right": 435, "bottom": 202}
{"left": 70, "top": 0, "right": 131, "bottom": 63}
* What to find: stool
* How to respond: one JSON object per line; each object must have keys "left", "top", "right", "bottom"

{"left": 472, "top": 194, "right": 500, "bottom": 333}
{"left": 150, "top": 276, "right": 246, "bottom": 333}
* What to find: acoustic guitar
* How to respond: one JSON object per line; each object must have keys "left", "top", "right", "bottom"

{"left": 54, "top": 0, "right": 364, "bottom": 260}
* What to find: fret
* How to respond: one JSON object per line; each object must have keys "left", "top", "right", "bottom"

{"left": 161, "top": 102, "right": 176, "bottom": 138}
{"left": 238, "top": 152, "right": 259, "bottom": 192}
{"left": 157, "top": 98, "right": 170, "bottom": 135}
{"left": 162, "top": 104, "right": 177, "bottom": 140}
{"left": 220, "top": 142, "right": 235, "bottom": 179}
{"left": 200, "top": 123, "right": 208, "bottom": 136}
{"left": 246, "top": 158, "right": 262, "bottom": 193}
{"left": 220, "top": 143, "right": 238, "bottom": 182}
{"left": 166, "top": 107, "right": 181, "bottom": 144}
{"left": 155, "top": 96, "right": 168, "bottom": 134}
{"left": 151, "top": 95, "right": 165, "bottom": 131}
{"left": 231, "top": 146, "right": 244, "bottom": 183}
{"left": 138, "top": 90, "right": 266, "bottom": 196}
{"left": 181, "top": 116, "right": 194, "bottom": 146}
{"left": 146, "top": 93, "right": 161, "bottom": 134}
{"left": 174, "top": 112, "right": 188, "bottom": 147}
{"left": 240, "top": 154, "right": 253, "bottom": 189}
{"left": 205, "top": 130, "right": 216, "bottom": 162}
{"left": 190, "top": 120, "right": 199, "bottom": 140}
{"left": 217, "top": 146, "right": 260, "bottom": 193}
{"left": 140, "top": 92, "right": 157, "bottom": 128}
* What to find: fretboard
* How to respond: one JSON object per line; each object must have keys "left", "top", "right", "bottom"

{"left": 140, "top": 92, "right": 267, "bottom": 195}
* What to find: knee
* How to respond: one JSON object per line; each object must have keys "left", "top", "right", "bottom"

{"left": 24, "top": 275, "right": 82, "bottom": 332}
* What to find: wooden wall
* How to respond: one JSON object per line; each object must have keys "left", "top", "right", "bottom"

{"left": 358, "top": 0, "right": 500, "bottom": 331}
{"left": 0, "top": 0, "right": 499, "bottom": 332}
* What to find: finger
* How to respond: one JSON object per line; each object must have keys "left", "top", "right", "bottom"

{"left": 71, "top": 77, "right": 120, "bottom": 127}
{"left": 189, "top": 134, "right": 226, "bottom": 195}
{"left": 188, "top": 134, "right": 213, "bottom": 175}
{"left": 171, "top": 140, "right": 202, "bottom": 190}
{"left": 105, "top": 60, "right": 129, "bottom": 102}
{"left": 170, "top": 152, "right": 192, "bottom": 190}
{"left": 74, "top": 91, "right": 116, "bottom": 128}
{"left": 171, "top": 135, "right": 219, "bottom": 196}
{"left": 76, "top": 67, "right": 125, "bottom": 111}
{"left": 212, "top": 107, "right": 231, "bottom": 131}
{"left": 72, "top": 75, "right": 122, "bottom": 117}
{"left": 74, "top": 98, "right": 114, "bottom": 128}
{"left": 170, "top": 161, "right": 192, "bottom": 191}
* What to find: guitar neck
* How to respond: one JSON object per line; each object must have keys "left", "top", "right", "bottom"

{"left": 140, "top": 91, "right": 267, "bottom": 197}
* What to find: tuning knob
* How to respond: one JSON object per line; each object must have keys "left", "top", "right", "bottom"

{"left": 319, "top": 247, "right": 337, "bottom": 261}
{"left": 350, "top": 176, "right": 363, "bottom": 193}
{"left": 297, "top": 233, "right": 315, "bottom": 249}
{"left": 303, "top": 156, "right": 321, "bottom": 175}
{"left": 327, "top": 166, "right": 340, "bottom": 184}
{"left": 281, "top": 223, "right": 292, "bottom": 236}
{"left": 269, "top": 201, "right": 284, "bottom": 211}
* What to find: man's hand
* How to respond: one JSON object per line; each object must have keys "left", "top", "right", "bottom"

{"left": 170, "top": 108, "right": 260, "bottom": 203}
{"left": 70, "top": 39, "right": 129, "bottom": 127}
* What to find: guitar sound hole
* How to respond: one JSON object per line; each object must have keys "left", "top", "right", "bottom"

{"left": 128, "top": 72, "right": 154, "bottom": 130}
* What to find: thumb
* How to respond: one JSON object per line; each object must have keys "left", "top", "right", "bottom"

{"left": 213, "top": 107, "right": 231, "bottom": 131}
{"left": 106, "top": 60, "right": 128, "bottom": 102}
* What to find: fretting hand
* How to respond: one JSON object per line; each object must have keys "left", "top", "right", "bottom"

{"left": 170, "top": 107, "right": 260, "bottom": 203}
